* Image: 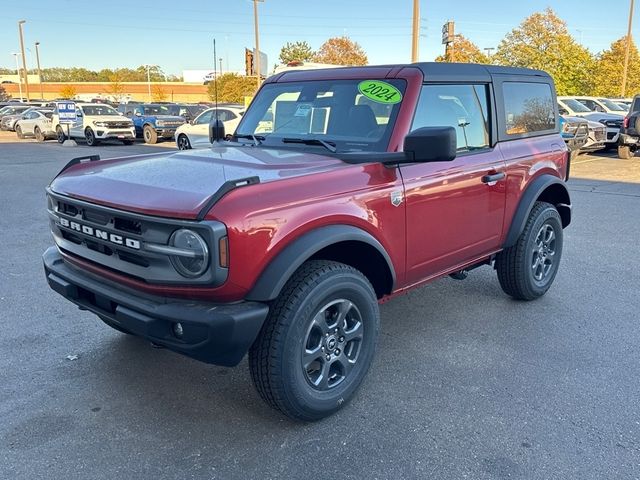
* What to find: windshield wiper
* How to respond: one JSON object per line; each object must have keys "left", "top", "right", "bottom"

{"left": 234, "top": 133, "right": 265, "bottom": 146}
{"left": 282, "top": 137, "right": 337, "bottom": 153}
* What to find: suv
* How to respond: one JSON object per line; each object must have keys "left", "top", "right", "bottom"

{"left": 175, "top": 104, "right": 244, "bottom": 150}
{"left": 53, "top": 103, "right": 135, "bottom": 146}
{"left": 557, "top": 96, "right": 623, "bottom": 149}
{"left": 617, "top": 94, "right": 640, "bottom": 158}
{"left": 43, "top": 63, "right": 571, "bottom": 421}
{"left": 118, "top": 103, "right": 186, "bottom": 144}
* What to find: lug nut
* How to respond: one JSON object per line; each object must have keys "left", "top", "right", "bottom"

{"left": 335, "top": 349, "right": 340, "bottom": 355}
{"left": 334, "top": 328, "right": 338, "bottom": 333}
{"left": 321, "top": 346, "right": 325, "bottom": 351}
{"left": 339, "top": 336, "right": 345, "bottom": 342}
{"left": 325, "top": 355, "right": 331, "bottom": 361}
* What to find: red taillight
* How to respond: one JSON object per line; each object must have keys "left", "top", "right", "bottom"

{"left": 624, "top": 116, "right": 629, "bottom": 128}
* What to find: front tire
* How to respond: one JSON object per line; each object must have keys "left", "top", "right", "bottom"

{"left": 249, "top": 260, "right": 380, "bottom": 421}
{"left": 143, "top": 125, "right": 158, "bottom": 144}
{"left": 618, "top": 145, "right": 634, "bottom": 159}
{"left": 15, "top": 125, "right": 24, "bottom": 139}
{"left": 177, "top": 134, "right": 191, "bottom": 150}
{"left": 495, "top": 202, "right": 563, "bottom": 301}
{"left": 56, "top": 126, "right": 66, "bottom": 143}
{"left": 85, "top": 128, "right": 99, "bottom": 146}
{"left": 34, "top": 126, "right": 45, "bottom": 142}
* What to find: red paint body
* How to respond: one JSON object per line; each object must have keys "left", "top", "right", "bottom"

{"left": 49, "top": 66, "right": 568, "bottom": 303}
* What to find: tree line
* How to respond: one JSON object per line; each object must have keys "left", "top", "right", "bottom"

{"left": 0, "top": 65, "right": 179, "bottom": 83}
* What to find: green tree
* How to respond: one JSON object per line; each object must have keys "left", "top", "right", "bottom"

{"left": 592, "top": 36, "right": 640, "bottom": 97}
{"left": 59, "top": 85, "right": 77, "bottom": 99}
{"left": 278, "top": 41, "right": 315, "bottom": 64}
{"left": 207, "top": 73, "right": 256, "bottom": 103}
{"left": 494, "top": 8, "right": 595, "bottom": 95}
{"left": 313, "top": 36, "right": 368, "bottom": 66}
{"left": 435, "top": 35, "right": 489, "bottom": 64}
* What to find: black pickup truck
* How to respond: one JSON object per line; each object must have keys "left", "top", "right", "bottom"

{"left": 618, "top": 95, "right": 640, "bottom": 159}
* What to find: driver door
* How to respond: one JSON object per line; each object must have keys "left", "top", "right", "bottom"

{"left": 190, "top": 110, "right": 214, "bottom": 148}
{"left": 69, "top": 108, "right": 84, "bottom": 137}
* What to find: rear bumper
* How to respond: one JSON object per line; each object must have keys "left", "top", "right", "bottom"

{"left": 43, "top": 247, "right": 269, "bottom": 366}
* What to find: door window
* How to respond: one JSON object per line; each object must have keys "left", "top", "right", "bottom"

{"left": 502, "top": 82, "right": 555, "bottom": 135}
{"left": 412, "top": 84, "right": 490, "bottom": 152}
{"left": 195, "top": 110, "right": 213, "bottom": 125}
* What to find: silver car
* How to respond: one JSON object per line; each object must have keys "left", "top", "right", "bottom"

{"left": 15, "top": 109, "right": 55, "bottom": 141}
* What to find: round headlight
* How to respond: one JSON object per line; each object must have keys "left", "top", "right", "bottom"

{"left": 169, "top": 229, "right": 209, "bottom": 278}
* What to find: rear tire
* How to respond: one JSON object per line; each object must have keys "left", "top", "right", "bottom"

{"left": 143, "top": 125, "right": 158, "bottom": 144}
{"left": 618, "top": 145, "right": 634, "bottom": 159}
{"left": 249, "top": 260, "right": 379, "bottom": 421}
{"left": 495, "top": 202, "right": 563, "bottom": 301}
{"left": 34, "top": 126, "right": 45, "bottom": 142}
{"left": 56, "top": 126, "right": 66, "bottom": 143}
{"left": 177, "top": 134, "right": 191, "bottom": 150}
{"left": 85, "top": 128, "right": 100, "bottom": 146}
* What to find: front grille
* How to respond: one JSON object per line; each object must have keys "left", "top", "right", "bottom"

{"left": 607, "top": 132, "right": 617, "bottom": 140}
{"left": 105, "top": 121, "right": 133, "bottom": 128}
{"left": 47, "top": 191, "right": 228, "bottom": 286}
{"left": 605, "top": 120, "right": 623, "bottom": 129}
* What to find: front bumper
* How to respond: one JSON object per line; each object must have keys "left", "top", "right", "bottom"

{"left": 43, "top": 247, "right": 269, "bottom": 366}
{"left": 155, "top": 127, "right": 180, "bottom": 138}
{"left": 95, "top": 128, "right": 136, "bottom": 140}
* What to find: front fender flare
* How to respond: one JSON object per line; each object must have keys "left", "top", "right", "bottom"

{"left": 245, "top": 225, "right": 396, "bottom": 302}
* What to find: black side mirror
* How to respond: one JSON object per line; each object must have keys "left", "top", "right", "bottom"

{"left": 403, "top": 127, "right": 457, "bottom": 163}
{"left": 209, "top": 118, "right": 225, "bottom": 143}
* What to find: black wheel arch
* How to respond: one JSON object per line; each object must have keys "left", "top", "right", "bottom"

{"left": 245, "top": 225, "right": 396, "bottom": 302}
{"left": 503, "top": 174, "right": 571, "bottom": 249}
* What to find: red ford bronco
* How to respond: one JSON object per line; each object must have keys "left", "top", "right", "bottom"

{"left": 44, "top": 63, "right": 571, "bottom": 421}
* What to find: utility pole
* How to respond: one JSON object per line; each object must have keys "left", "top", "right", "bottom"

{"left": 11, "top": 53, "right": 23, "bottom": 101}
{"left": 622, "top": 0, "right": 635, "bottom": 97}
{"left": 18, "top": 20, "right": 30, "bottom": 101}
{"left": 411, "top": 0, "right": 420, "bottom": 62}
{"left": 253, "top": 0, "right": 264, "bottom": 89}
{"left": 145, "top": 65, "right": 152, "bottom": 101}
{"left": 484, "top": 47, "right": 495, "bottom": 64}
{"left": 35, "top": 41, "right": 44, "bottom": 100}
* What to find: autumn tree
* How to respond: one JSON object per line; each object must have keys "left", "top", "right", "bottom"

{"left": 494, "top": 8, "right": 595, "bottom": 95}
{"left": 592, "top": 36, "right": 640, "bottom": 97}
{"left": 152, "top": 84, "right": 168, "bottom": 102}
{"left": 314, "top": 36, "right": 368, "bottom": 66}
{"left": 104, "top": 73, "right": 126, "bottom": 99}
{"left": 59, "top": 85, "right": 77, "bottom": 99}
{"left": 435, "top": 35, "right": 489, "bottom": 63}
{"left": 207, "top": 73, "right": 256, "bottom": 103}
{"left": 279, "top": 41, "right": 315, "bottom": 64}
{"left": 0, "top": 84, "right": 8, "bottom": 101}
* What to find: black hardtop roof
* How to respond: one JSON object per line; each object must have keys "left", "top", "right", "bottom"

{"left": 272, "top": 62, "right": 551, "bottom": 83}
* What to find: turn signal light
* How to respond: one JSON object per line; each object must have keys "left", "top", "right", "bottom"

{"left": 218, "top": 236, "right": 229, "bottom": 268}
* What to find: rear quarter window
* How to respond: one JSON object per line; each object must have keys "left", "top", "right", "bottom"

{"left": 503, "top": 82, "right": 556, "bottom": 136}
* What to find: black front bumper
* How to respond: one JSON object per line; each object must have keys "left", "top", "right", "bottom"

{"left": 43, "top": 247, "right": 269, "bottom": 366}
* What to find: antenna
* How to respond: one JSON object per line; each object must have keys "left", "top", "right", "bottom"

{"left": 213, "top": 38, "right": 219, "bottom": 138}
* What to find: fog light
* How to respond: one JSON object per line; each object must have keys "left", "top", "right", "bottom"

{"left": 173, "top": 322, "right": 184, "bottom": 338}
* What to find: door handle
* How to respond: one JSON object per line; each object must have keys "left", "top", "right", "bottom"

{"left": 482, "top": 172, "right": 506, "bottom": 184}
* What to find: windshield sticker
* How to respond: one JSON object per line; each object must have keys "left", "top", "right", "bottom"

{"left": 294, "top": 104, "right": 313, "bottom": 117}
{"left": 358, "top": 80, "right": 402, "bottom": 104}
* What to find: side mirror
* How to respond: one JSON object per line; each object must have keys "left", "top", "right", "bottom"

{"left": 209, "top": 118, "right": 225, "bottom": 143}
{"left": 403, "top": 127, "right": 457, "bottom": 163}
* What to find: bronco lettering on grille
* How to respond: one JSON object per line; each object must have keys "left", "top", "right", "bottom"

{"left": 59, "top": 217, "right": 141, "bottom": 249}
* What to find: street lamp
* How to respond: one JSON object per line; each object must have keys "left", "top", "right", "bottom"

{"left": 35, "top": 41, "right": 44, "bottom": 100}
{"left": 11, "top": 53, "right": 23, "bottom": 101}
{"left": 144, "top": 64, "right": 152, "bottom": 101}
{"left": 253, "top": 0, "right": 264, "bottom": 89}
{"left": 18, "top": 20, "right": 30, "bottom": 101}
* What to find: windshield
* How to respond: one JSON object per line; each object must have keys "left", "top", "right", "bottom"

{"left": 143, "top": 105, "right": 175, "bottom": 115}
{"left": 598, "top": 98, "right": 626, "bottom": 112}
{"left": 81, "top": 105, "right": 119, "bottom": 116}
{"left": 561, "top": 99, "right": 592, "bottom": 113}
{"left": 235, "top": 79, "right": 406, "bottom": 152}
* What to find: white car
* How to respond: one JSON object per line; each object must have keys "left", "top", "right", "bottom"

{"left": 175, "top": 105, "right": 244, "bottom": 150}
{"left": 569, "top": 96, "right": 628, "bottom": 115}
{"left": 15, "top": 109, "right": 55, "bottom": 141}
{"left": 558, "top": 97, "right": 624, "bottom": 148}
{"left": 52, "top": 103, "right": 135, "bottom": 146}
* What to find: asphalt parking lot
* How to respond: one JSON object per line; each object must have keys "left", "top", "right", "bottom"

{"left": 1, "top": 132, "right": 639, "bottom": 480}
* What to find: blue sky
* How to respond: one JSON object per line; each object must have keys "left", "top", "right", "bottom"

{"left": 0, "top": 0, "right": 634, "bottom": 76}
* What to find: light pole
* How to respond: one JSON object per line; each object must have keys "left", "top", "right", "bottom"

{"left": 18, "top": 20, "right": 30, "bottom": 101}
{"left": 144, "top": 64, "right": 152, "bottom": 101}
{"left": 219, "top": 57, "right": 223, "bottom": 74}
{"left": 622, "top": 0, "right": 635, "bottom": 97}
{"left": 411, "top": 0, "right": 420, "bottom": 62}
{"left": 484, "top": 47, "right": 495, "bottom": 63}
{"left": 11, "top": 53, "right": 23, "bottom": 101}
{"left": 35, "top": 41, "right": 44, "bottom": 100}
{"left": 253, "top": 0, "right": 264, "bottom": 89}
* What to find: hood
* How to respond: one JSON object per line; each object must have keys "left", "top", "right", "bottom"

{"left": 561, "top": 115, "right": 587, "bottom": 124}
{"left": 49, "top": 146, "right": 345, "bottom": 219}
{"left": 579, "top": 112, "right": 624, "bottom": 122}
{"left": 152, "top": 115, "right": 185, "bottom": 122}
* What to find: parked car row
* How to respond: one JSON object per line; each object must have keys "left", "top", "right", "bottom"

{"left": 2, "top": 100, "right": 244, "bottom": 147}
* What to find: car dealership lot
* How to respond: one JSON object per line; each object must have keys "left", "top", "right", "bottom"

{"left": 0, "top": 136, "right": 639, "bottom": 479}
